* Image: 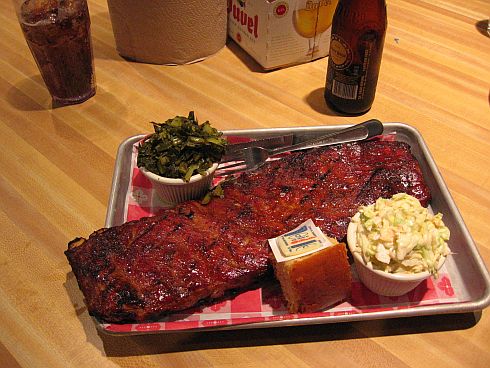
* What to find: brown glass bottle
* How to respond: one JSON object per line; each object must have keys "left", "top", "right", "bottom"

{"left": 324, "top": 0, "right": 387, "bottom": 115}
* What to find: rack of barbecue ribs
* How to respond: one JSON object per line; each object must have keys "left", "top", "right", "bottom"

{"left": 65, "top": 140, "right": 431, "bottom": 323}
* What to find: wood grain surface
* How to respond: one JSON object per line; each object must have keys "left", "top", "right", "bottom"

{"left": 1, "top": 0, "right": 490, "bottom": 367}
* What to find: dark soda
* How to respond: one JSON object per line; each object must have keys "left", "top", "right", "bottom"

{"left": 18, "top": 0, "right": 96, "bottom": 105}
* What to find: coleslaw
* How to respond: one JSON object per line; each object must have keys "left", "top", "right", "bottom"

{"left": 349, "top": 193, "right": 451, "bottom": 276}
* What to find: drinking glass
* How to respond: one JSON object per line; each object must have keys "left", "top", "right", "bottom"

{"left": 13, "top": 0, "right": 96, "bottom": 106}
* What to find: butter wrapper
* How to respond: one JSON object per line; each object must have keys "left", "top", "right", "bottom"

{"left": 269, "top": 219, "right": 335, "bottom": 262}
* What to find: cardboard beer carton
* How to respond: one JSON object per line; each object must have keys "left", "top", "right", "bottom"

{"left": 227, "top": 0, "right": 338, "bottom": 70}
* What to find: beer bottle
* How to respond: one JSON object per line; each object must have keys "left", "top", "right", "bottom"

{"left": 324, "top": 0, "right": 387, "bottom": 115}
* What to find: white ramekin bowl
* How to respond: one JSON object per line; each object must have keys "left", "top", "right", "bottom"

{"left": 139, "top": 163, "right": 218, "bottom": 205}
{"left": 346, "top": 221, "right": 447, "bottom": 297}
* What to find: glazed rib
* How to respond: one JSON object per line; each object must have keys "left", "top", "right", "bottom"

{"left": 66, "top": 141, "right": 430, "bottom": 323}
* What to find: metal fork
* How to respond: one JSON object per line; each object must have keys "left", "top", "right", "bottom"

{"left": 217, "top": 119, "right": 383, "bottom": 176}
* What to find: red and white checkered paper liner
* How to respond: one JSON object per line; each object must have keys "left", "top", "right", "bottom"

{"left": 102, "top": 136, "right": 461, "bottom": 333}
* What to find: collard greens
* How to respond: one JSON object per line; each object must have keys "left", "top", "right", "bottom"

{"left": 137, "top": 112, "right": 227, "bottom": 181}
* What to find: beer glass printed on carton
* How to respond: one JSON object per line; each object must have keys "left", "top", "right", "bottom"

{"left": 13, "top": 0, "right": 96, "bottom": 106}
{"left": 293, "top": 0, "right": 338, "bottom": 57}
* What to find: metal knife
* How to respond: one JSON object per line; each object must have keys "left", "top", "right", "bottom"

{"left": 223, "top": 133, "right": 294, "bottom": 159}
{"left": 285, "top": 119, "right": 384, "bottom": 152}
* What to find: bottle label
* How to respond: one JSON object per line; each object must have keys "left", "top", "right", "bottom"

{"left": 329, "top": 34, "right": 352, "bottom": 69}
{"left": 328, "top": 31, "right": 377, "bottom": 101}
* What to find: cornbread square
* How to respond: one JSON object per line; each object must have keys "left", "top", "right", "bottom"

{"left": 273, "top": 242, "right": 352, "bottom": 313}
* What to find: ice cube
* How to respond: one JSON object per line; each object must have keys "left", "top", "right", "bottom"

{"left": 57, "top": 0, "right": 81, "bottom": 22}
{"left": 20, "top": 0, "right": 59, "bottom": 25}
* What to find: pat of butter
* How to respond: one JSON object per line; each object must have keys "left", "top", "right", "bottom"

{"left": 269, "top": 219, "right": 335, "bottom": 263}
{"left": 277, "top": 225, "right": 322, "bottom": 257}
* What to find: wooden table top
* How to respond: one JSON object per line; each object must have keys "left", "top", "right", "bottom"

{"left": 1, "top": 0, "right": 490, "bottom": 367}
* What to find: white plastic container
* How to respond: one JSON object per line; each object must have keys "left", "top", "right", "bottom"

{"left": 346, "top": 221, "right": 447, "bottom": 297}
{"left": 139, "top": 164, "right": 218, "bottom": 205}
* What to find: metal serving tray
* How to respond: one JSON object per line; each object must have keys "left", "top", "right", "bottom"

{"left": 101, "top": 122, "right": 490, "bottom": 335}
